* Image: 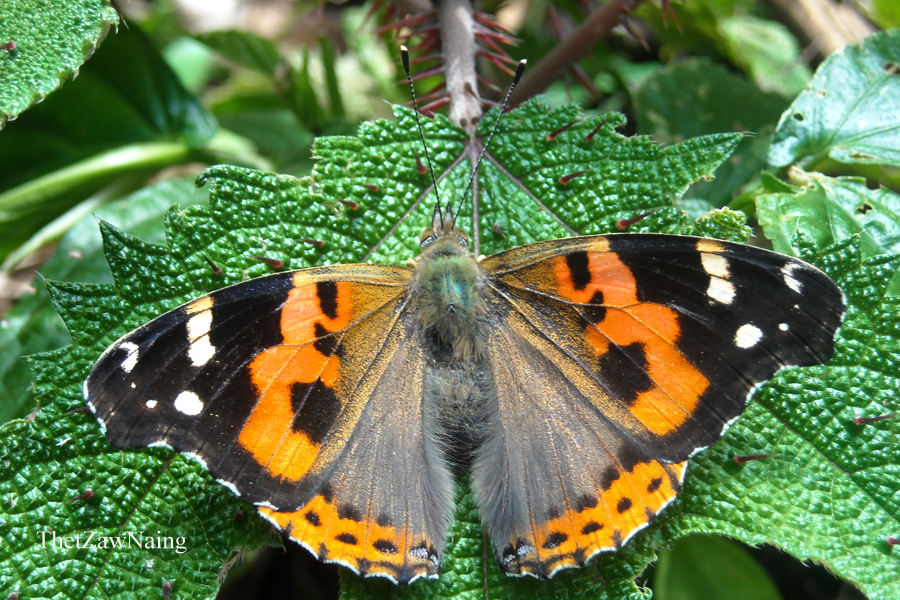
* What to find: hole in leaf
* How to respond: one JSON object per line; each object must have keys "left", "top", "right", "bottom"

{"left": 792, "top": 112, "right": 805, "bottom": 122}
{"left": 883, "top": 61, "right": 900, "bottom": 76}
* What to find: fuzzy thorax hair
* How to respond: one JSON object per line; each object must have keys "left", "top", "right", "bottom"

{"left": 412, "top": 213, "right": 489, "bottom": 362}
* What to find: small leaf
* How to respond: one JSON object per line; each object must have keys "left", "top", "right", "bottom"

{"left": 633, "top": 58, "right": 788, "bottom": 207}
{"left": 768, "top": 29, "right": 900, "bottom": 169}
{"left": 654, "top": 535, "right": 782, "bottom": 600}
{"left": 757, "top": 172, "right": 900, "bottom": 257}
{"left": 197, "top": 30, "right": 281, "bottom": 75}
{"left": 718, "top": 15, "right": 812, "bottom": 98}
{"left": 0, "top": 0, "right": 118, "bottom": 128}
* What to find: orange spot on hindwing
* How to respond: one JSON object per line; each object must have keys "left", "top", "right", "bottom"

{"left": 515, "top": 459, "right": 687, "bottom": 576}
{"left": 239, "top": 280, "right": 354, "bottom": 482}
{"left": 259, "top": 489, "right": 438, "bottom": 582}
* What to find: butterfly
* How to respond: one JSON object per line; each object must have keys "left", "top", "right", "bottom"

{"left": 84, "top": 197, "right": 844, "bottom": 583}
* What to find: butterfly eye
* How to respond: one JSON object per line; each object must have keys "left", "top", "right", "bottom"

{"left": 457, "top": 232, "right": 470, "bottom": 247}
{"left": 420, "top": 228, "right": 436, "bottom": 249}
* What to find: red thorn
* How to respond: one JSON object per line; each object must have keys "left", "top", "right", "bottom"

{"left": 473, "top": 12, "right": 513, "bottom": 35}
{"left": 481, "top": 54, "right": 516, "bottom": 76}
{"left": 733, "top": 454, "right": 776, "bottom": 466}
{"left": 854, "top": 414, "right": 896, "bottom": 425}
{"left": 420, "top": 98, "right": 450, "bottom": 114}
{"left": 621, "top": 17, "right": 651, "bottom": 52}
{"left": 1, "top": 41, "right": 15, "bottom": 51}
{"left": 109, "top": 0, "right": 129, "bottom": 29}
{"left": 559, "top": 169, "right": 589, "bottom": 186}
{"left": 547, "top": 121, "right": 578, "bottom": 142}
{"left": 252, "top": 255, "right": 285, "bottom": 269}
{"left": 408, "top": 65, "right": 444, "bottom": 83}
{"left": 8, "top": 593, "right": 19, "bottom": 600}
{"left": 68, "top": 489, "right": 94, "bottom": 503}
{"left": 302, "top": 239, "right": 326, "bottom": 248}
{"left": 361, "top": 184, "right": 379, "bottom": 194}
{"left": 661, "top": 0, "right": 683, "bottom": 32}
{"left": 887, "top": 536, "right": 900, "bottom": 546}
{"left": 204, "top": 254, "right": 222, "bottom": 276}
{"left": 339, "top": 199, "right": 359, "bottom": 210}
{"left": 162, "top": 581, "right": 172, "bottom": 600}
{"left": 67, "top": 406, "right": 91, "bottom": 415}
{"left": 586, "top": 116, "right": 612, "bottom": 142}
{"left": 477, "top": 74, "right": 503, "bottom": 94}
{"left": 617, "top": 211, "right": 653, "bottom": 230}
{"left": 360, "top": 0, "right": 384, "bottom": 29}
{"left": 492, "top": 223, "right": 505, "bottom": 237}
{"left": 414, "top": 150, "right": 428, "bottom": 175}
{"left": 477, "top": 34, "right": 515, "bottom": 57}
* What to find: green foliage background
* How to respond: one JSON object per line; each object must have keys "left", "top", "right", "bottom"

{"left": 0, "top": 2, "right": 899, "bottom": 600}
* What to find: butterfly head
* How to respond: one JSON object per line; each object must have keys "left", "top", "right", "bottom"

{"left": 419, "top": 203, "right": 470, "bottom": 252}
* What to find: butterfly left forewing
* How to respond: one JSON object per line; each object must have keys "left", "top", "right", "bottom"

{"left": 85, "top": 264, "right": 455, "bottom": 583}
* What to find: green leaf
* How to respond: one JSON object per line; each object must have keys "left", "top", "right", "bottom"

{"left": 859, "top": 0, "right": 900, "bottom": 30}
{"left": 756, "top": 172, "right": 900, "bottom": 257}
{"left": 0, "top": 0, "right": 119, "bottom": 128}
{"left": 197, "top": 30, "right": 281, "bottom": 75}
{"left": 0, "top": 23, "right": 221, "bottom": 267}
{"left": 633, "top": 58, "right": 788, "bottom": 207}
{"left": 653, "top": 535, "right": 781, "bottom": 600}
{"left": 211, "top": 94, "right": 315, "bottom": 174}
{"left": 717, "top": 15, "right": 812, "bottom": 98}
{"left": 6, "top": 101, "right": 895, "bottom": 600}
{"left": 768, "top": 29, "right": 900, "bottom": 169}
{"left": 0, "top": 178, "right": 205, "bottom": 424}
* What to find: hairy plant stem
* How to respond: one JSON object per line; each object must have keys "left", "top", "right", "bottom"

{"left": 510, "top": 0, "right": 644, "bottom": 105}
{"left": 438, "top": 0, "right": 481, "bottom": 135}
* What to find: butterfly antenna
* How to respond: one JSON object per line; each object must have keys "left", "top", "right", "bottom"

{"left": 453, "top": 58, "right": 527, "bottom": 225}
{"left": 401, "top": 45, "right": 444, "bottom": 227}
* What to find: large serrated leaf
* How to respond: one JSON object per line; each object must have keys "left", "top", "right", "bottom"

{"left": 0, "top": 0, "right": 118, "bottom": 128}
{"left": 768, "top": 29, "right": 900, "bottom": 169}
{"left": 2, "top": 100, "right": 895, "bottom": 600}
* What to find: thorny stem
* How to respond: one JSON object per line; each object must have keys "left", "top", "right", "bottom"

{"left": 438, "top": 0, "right": 482, "bottom": 135}
{"left": 510, "top": 0, "right": 645, "bottom": 105}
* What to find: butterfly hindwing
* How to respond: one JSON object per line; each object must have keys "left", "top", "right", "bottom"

{"left": 85, "top": 264, "right": 455, "bottom": 583}
{"left": 474, "top": 233, "right": 844, "bottom": 576}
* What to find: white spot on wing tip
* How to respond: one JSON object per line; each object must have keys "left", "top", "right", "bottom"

{"left": 779, "top": 323, "right": 789, "bottom": 331}
{"left": 174, "top": 391, "right": 203, "bottom": 416}
{"left": 119, "top": 341, "right": 140, "bottom": 373}
{"left": 708, "top": 277, "right": 736, "bottom": 304}
{"left": 145, "top": 399, "right": 158, "bottom": 410}
{"left": 82, "top": 379, "right": 90, "bottom": 400}
{"left": 781, "top": 263, "right": 803, "bottom": 293}
{"left": 735, "top": 323, "right": 763, "bottom": 348}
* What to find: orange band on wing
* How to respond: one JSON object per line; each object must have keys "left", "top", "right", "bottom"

{"left": 586, "top": 306, "right": 709, "bottom": 436}
{"left": 238, "top": 281, "right": 354, "bottom": 483}
{"left": 552, "top": 252, "right": 640, "bottom": 306}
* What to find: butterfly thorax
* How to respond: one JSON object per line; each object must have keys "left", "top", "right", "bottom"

{"left": 411, "top": 216, "right": 489, "bottom": 364}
